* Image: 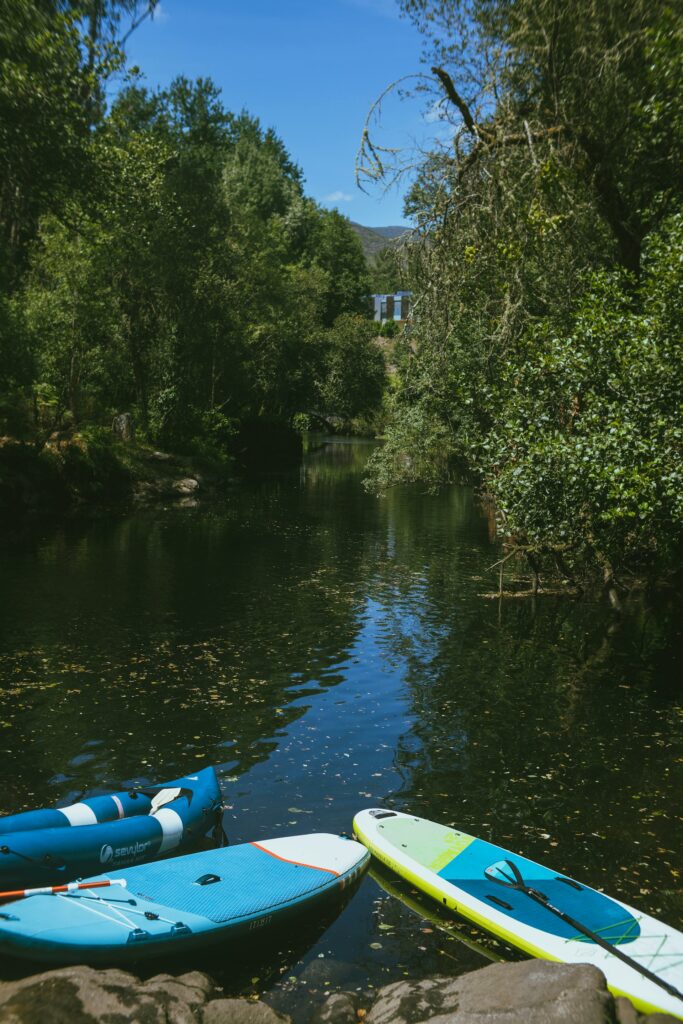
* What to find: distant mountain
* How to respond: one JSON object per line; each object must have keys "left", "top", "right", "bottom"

{"left": 349, "top": 222, "right": 411, "bottom": 262}
{"left": 367, "top": 225, "right": 410, "bottom": 239}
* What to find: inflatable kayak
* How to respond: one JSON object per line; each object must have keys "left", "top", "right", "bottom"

{"left": 0, "top": 767, "right": 222, "bottom": 889}
{"left": 0, "top": 832, "right": 370, "bottom": 963}
{"left": 354, "top": 809, "right": 683, "bottom": 1020}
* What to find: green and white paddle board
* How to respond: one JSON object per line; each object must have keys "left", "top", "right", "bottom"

{"left": 354, "top": 809, "right": 683, "bottom": 1019}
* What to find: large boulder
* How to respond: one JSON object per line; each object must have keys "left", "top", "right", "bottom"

{"left": 0, "top": 961, "right": 678, "bottom": 1024}
{"left": 173, "top": 476, "right": 200, "bottom": 495}
{"left": 310, "top": 992, "right": 359, "bottom": 1024}
{"left": 367, "top": 961, "right": 613, "bottom": 1024}
{"left": 203, "top": 1000, "right": 290, "bottom": 1024}
{"left": 0, "top": 967, "right": 290, "bottom": 1024}
{"left": 366, "top": 961, "right": 682, "bottom": 1024}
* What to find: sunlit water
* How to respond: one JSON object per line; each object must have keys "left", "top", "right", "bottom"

{"left": 0, "top": 437, "right": 681, "bottom": 1018}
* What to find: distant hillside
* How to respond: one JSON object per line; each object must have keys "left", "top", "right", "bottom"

{"left": 368, "top": 225, "right": 410, "bottom": 239}
{"left": 350, "top": 222, "right": 410, "bottom": 263}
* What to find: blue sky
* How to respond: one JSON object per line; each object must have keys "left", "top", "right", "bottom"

{"left": 122, "top": 0, "right": 438, "bottom": 227}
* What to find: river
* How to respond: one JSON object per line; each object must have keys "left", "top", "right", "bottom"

{"left": 0, "top": 437, "right": 681, "bottom": 1018}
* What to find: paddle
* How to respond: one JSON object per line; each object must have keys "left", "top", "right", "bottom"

{"left": 484, "top": 859, "right": 683, "bottom": 1006}
{"left": 0, "top": 879, "right": 128, "bottom": 902}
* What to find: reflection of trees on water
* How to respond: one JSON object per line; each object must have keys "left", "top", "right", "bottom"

{"left": 366, "top": 490, "right": 683, "bottom": 913}
{"left": 302, "top": 433, "right": 377, "bottom": 481}
{"left": 0, "top": 463, "right": 388, "bottom": 807}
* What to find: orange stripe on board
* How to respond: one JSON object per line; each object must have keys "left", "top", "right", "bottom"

{"left": 250, "top": 842, "right": 340, "bottom": 877}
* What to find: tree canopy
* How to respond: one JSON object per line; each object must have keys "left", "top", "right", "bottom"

{"left": 365, "top": 0, "right": 683, "bottom": 589}
{"left": 1, "top": 3, "right": 381, "bottom": 454}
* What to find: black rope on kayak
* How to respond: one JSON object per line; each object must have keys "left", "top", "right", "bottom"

{"left": 0, "top": 844, "right": 66, "bottom": 873}
{"left": 484, "top": 859, "right": 683, "bottom": 1006}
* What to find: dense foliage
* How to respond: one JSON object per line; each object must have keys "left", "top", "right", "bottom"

{"left": 365, "top": 0, "right": 683, "bottom": 587}
{"left": 0, "top": 2, "right": 382, "bottom": 457}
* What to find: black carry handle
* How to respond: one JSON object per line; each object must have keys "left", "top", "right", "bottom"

{"left": 484, "top": 859, "right": 683, "bottom": 1006}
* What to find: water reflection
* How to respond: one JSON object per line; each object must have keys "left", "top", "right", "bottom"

{"left": 0, "top": 436, "right": 681, "bottom": 1018}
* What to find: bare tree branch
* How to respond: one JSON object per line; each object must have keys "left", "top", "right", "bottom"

{"left": 431, "top": 66, "right": 485, "bottom": 138}
{"left": 120, "top": 1, "right": 159, "bottom": 47}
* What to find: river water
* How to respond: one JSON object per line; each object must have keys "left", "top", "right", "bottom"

{"left": 0, "top": 437, "right": 681, "bottom": 1017}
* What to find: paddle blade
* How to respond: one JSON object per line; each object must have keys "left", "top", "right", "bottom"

{"left": 484, "top": 859, "right": 523, "bottom": 887}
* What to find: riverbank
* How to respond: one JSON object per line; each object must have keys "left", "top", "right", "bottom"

{"left": 0, "top": 960, "right": 678, "bottom": 1023}
{"left": 0, "top": 433, "right": 235, "bottom": 519}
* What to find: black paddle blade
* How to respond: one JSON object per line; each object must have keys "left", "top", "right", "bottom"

{"left": 484, "top": 859, "right": 525, "bottom": 888}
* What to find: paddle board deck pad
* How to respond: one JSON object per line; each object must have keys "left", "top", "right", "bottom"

{"left": 354, "top": 809, "right": 683, "bottom": 1019}
{"left": 0, "top": 833, "right": 370, "bottom": 963}
{"left": 0, "top": 767, "right": 222, "bottom": 889}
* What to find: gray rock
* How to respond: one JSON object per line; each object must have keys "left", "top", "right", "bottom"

{"left": 202, "top": 999, "right": 290, "bottom": 1024}
{"left": 621, "top": 1001, "right": 683, "bottom": 1024}
{"left": 615, "top": 996, "right": 640, "bottom": 1024}
{"left": 310, "top": 991, "right": 358, "bottom": 1024}
{"left": 367, "top": 961, "right": 613, "bottom": 1024}
{"left": 111, "top": 412, "right": 135, "bottom": 441}
{"left": 298, "top": 959, "right": 355, "bottom": 990}
{"left": 0, "top": 966, "right": 216, "bottom": 1024}
{"left": 174, "top": 477, "right": 200, "bottom": 495}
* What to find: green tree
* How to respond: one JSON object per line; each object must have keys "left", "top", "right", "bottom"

{"left": 318, "top": 314, "right": 386, "bottom": 424}
{"left": 370, "top": 244, "right": 409, "bottom": 296}
{"left": 0, "top": 0, "right": 92, "bottom": 278}
{"left": 6, "top": 45, "right": 381, "bottom": 460}
{"left": 397, "top": 0, "right": 683, "bottom": 276}
{"left": 365, "top": 0, "right": 683, "bottom": 587}
{"left": 307, "top": 209, "right": 370, "bottom": 327}
{"left": 482, "top": 215, "right": 683, "bottom": 581}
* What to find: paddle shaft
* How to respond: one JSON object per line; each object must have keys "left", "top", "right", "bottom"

{"left": 531, "top": 887, "right": 683, "bottom": 1003}
{"left": 0, "top": 879, "right": 127, "bottom": 901}
{"left": 487, "top": 863, "right": 683, "bottom": 1006}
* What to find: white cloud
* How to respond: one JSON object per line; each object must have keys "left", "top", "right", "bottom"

{"left": 323, "top": 190, "right": 354, "bottom": 203}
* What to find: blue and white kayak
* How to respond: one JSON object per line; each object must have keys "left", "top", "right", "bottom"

{"left": 354, "top": 809, "right": 683, "bottom": 1020}
{"left": 0, "top": 767, "right": 222, "bottom": 889}
{"left": 0, "top": 833, "right": 370, "bottom": 963}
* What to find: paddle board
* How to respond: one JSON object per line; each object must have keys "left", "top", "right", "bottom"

{"left": 354, "top": 808, "right": 683, "bottom": 1019}
{"left": 0, "top": 832, "right": 369, "bottom": 964}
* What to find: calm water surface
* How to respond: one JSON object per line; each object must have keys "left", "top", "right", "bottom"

{"left": 0, "top": 438, "right": 681, "bottom": 1017}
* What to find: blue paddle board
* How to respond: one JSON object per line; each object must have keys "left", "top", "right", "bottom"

{"left": 0, "top": 833, "right": 369, "bottom": 963}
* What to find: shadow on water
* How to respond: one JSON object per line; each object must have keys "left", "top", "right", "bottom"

{"left": 0, "top": 435, "right": 681, "bottom": 1016}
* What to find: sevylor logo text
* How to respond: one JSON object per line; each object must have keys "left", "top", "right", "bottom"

{"left": 99, "top": 840, "right": 152, "bottom": 864}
